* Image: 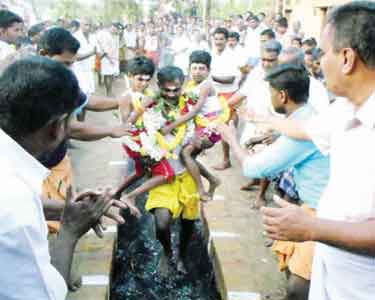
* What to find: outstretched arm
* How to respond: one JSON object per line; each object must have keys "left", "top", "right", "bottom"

{"left": 162, "top": 82, "right": 212, "bottom": 134}
{"left": 263, "top": 196, "right": 375, "bottom": 255}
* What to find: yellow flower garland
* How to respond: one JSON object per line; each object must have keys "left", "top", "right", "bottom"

{"left": 154, "top": 96, "right": 188, "bottom": 159}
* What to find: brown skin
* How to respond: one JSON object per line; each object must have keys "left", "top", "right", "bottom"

{"left": 260, "top": 23, "right": 375, "bottom": 255}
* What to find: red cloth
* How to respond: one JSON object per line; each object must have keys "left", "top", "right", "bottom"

{"left": 122, "top": 144, "right": 175, "bottom": 182}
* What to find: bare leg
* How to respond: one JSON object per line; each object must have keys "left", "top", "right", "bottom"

{"left": 212, "top": 140, "right": 231, "bottom": 170}
{"left": 182, "top": 144, "right": 211, "bottom": 202}
{"left": 153, "top": 208, "right": 173, "bottom": 275}
{"left": 104, "top": 75, "right": 114, "bottom": 96}
{"left": 240, "top": 179, "right": 260, "bottom": 191}
{"left": 252, "top": 178, "right": 270, "bottom": 209}
{"left": 196, "top": 160, "right": 220, "bottom": 199}
{"left": 178, "top": 218, "right": 195, "bottom": 273}
{"left": 212, "top": 112, "right": 238, "bottom": 171}
{"left": 286, "top": 273, "right": 310, "bottom": 300}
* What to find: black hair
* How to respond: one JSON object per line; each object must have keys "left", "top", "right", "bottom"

{"left": 262, "top": 40, "right": 282, "bottom": 55}
{"left": 157, "top": 66, "right": 185, "bottom": 86}
{"left": 213, "top": 27, "right": 229, "bottom": 39}
{"left": 302, "top": 38, "right": 316, "bottom": 47}
{"left": 126, "top": 56, "right": 155, "bottom": 76}
{"left": 0, "top": 10, "right": 23, "bottom": 29}
{"left": 277, "top": 17, "right": 288, "bottom": 28}
{"left": 265, "top": 63, "right": 310, "bottom": 104}
{"left": 292, "top": 37, "right": 302, "bottom": 46}
{"left": 327, "top": 1, "right": 375, "bottom": 69}
{"left": 189, "top": 50, "right": 211, "bottom": 68}
{"left": 0, "top": 56, "right": 79, "bottom": 138}
{"left": 250, "top": 16, "right": 260, "bottom": 23}
{"left": 261, "top": 29, "right": 275, "bottom": 39}
{"left": 228, "top": 31, "right": 240, "bottom": 42}
{"left": 28, "top": 23, "right": 45, "bottom": 38}
{"left": 69, "top": 20, "right": 80, "bottom": 29}
{"left": 38, "top": 27, "right": 80, "bottom": 55}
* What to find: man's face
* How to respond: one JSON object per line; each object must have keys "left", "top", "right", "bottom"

{"left": 260, "top": 34, "right": 272, "bottom": 45}
{"left": 304, "top": 54, "right": 314, "bottom": 70}
{"left": 131, "top": 74, "right": 152, "bottom": 92}
{"left": 160, "top": 80, "right": 183, "bottom": 104}
{"left": 190, "top": 62, "right": 209, "bottom": 84}
{"left": 249, "top": 19, "right": 258, "bottom": 30}
{"left": 81, "top": 21, "right": 91, "bottom": 34}
{"left": 227, "top": 37, "right": 238, "bottom": 49}
{"left": 270, "top": 86, "right": 286, "bottom": 114}
{"left": 261, "top": 50, "right": 278, "bottom": 71}
{"left": 302, "top": 44, "right": 313, "bottom": 53}
{"left": 319, "top": 24, "right": 342, "bottom": 95}
{"left": 277, "top": 25, "right": 287, "bottom": 35}
{"left": 110, "top": 25, "right": 118, "bottom": 34}
{"left": 0, "top": 22, "right": 23, "bottom": 44}
{"left": 49, "top": 51, "right": 77, "bottom": 68}
{"left": 213, "top": 33, "right": 227, "bottom": 52}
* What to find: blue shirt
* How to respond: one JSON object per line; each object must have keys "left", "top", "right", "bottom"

{"left": 243, "top": 104, "right": 330, "bottom": 208}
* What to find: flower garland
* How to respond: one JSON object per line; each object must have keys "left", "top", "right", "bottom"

{"left": 122, "top": 94, "right": 190, "bottom": 161}
{"left": 154, "top": 96, "right": 188, "bottom": 159}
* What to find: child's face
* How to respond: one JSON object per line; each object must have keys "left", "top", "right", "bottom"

{"left": 159, "top": 80, "right": 183, "bottom": 104}
{"left": 190, "top": 63, "right": 209, "bottom": 84}
{"left": 131, "top": 74, "right": 152, "bottom": 92}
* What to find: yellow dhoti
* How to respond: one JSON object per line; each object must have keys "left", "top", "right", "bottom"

{"left": 146, "top": 171, "right": 200, "bottom": 220}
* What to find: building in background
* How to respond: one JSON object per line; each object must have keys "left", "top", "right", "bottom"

{"left": 278, "top": 0, "right": 351, "bottom": 39}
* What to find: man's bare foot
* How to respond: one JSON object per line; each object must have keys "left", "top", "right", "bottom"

{"left": 240, "top": 179, "right": 260, "bottom": 191}
{"left": 208, "top": 176, "right": 221, "bottom": 198}
{"left": 157, "top": 253, "right": 173, "bottom": 277}
{"left": 212, "top": 161, "right": 231, "bottom": 171}
{"left": 68, "top": 274, "right": 82, "bottom": 292}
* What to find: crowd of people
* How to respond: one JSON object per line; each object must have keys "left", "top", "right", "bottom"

{"left": 0, "top": 1, "right": 374, "bottom": 300}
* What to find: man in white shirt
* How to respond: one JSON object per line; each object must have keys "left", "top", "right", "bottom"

{"left": 96, "top": 23, "right": 120, "bottom": 96}
{"left": 73, "top": 18, "right": 96, "bottom": 98}
{"left": 210, "top": 27, "right": 243, "bottom": 170}
{"left": 244, "top": 15, "right": 262, "bottom": 60}
{"left": 0, "top": 56, "right": 124, "bottom": 299}
{"left": 171, "top": 25, "right": 190, "bottom": 75}
{"left": 0, "top": 9, "right": 23, "bottom": 71}
{"left": 261, "top": 2, "right": 375, "bottom": 299}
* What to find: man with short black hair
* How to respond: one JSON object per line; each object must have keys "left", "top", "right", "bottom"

{"left": 0, "top": 56, "right": 122, "bottom": 299}
{"left": 217, "top": 64, "right": 330, "bottom": 300}
{"left": 210, "top": 27, "right": 244, "bottom": 170}
{"left": 260, "top": 2, "right": 375, "bottom": 299}
{"left": 0, "top": 9, "right": 23, "bottom": 67}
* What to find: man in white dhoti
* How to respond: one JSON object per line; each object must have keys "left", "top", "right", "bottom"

{"left": 261, "top": 2, "right": 375, "bottom": 299}
{"left": 73, "top": 18, "right": 96, "bottom": 97}
{"left": 97, "top": 23, "right": 120, "bottom": 96}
